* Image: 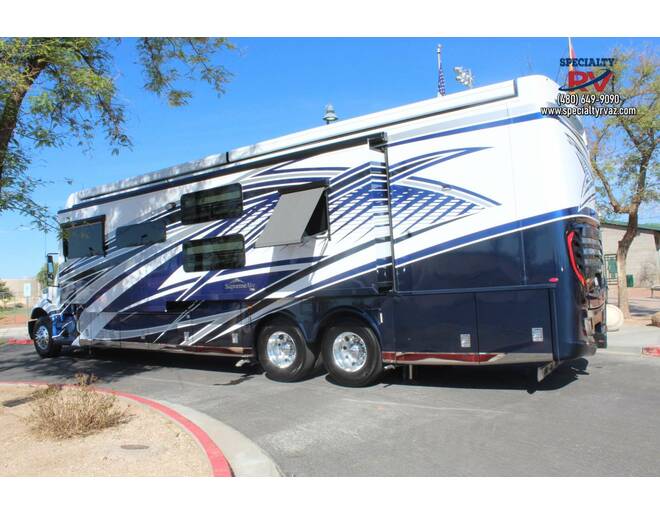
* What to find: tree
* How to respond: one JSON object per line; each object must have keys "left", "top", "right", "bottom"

{"left": 0, "top": 37, "right": 234, "bottom": 231}
{"left": 0, "top": 279, "right": 14, "bottom": 308}
{"left": 588, "top": 47, "right": 659, "bottom": 318}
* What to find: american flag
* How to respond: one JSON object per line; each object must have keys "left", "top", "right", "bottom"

{"left": 437, "top": 44, "right": 446, "bottom": 96}
{"left": 568, "top": 37, "right": 576, "bottom": 72}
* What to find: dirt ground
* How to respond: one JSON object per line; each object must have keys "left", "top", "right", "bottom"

{"left": 0, "top": 312, "right": 28, "bottom": 327}
{"left": 607, "top": 286, "right": 660, "bottom": 325}
{"left": 0, "top": 385, "right": 211, "bottom": 476}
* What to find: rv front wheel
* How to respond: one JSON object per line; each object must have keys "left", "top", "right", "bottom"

{"left": 257, "top": 322, "right": 316, "bottom": 382}
{"left": 33, "top": 316, "right": 60, "bottom": 358}
{"left": 321, "top": 322, "right": 382, "bottom": 387}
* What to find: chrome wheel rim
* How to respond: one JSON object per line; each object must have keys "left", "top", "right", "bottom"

{"left": 266, "top": 331, "right": 297, "bottom": 369}
{"left": 35, "top": 325, "right": 50, "bottom": 351}
{"left": 332, "top": 332, "right": 367, "bottom": 372}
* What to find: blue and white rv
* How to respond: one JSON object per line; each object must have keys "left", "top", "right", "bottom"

{"left": 29, "top": 75, "right": 606, "bottom": 386}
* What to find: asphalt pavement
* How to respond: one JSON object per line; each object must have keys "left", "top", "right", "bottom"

{"left": 1, "top": 333, "right": 659, "bottom": 476}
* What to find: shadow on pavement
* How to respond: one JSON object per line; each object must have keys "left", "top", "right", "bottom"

{"left": 0, "top": 344, "right": 264, "bottom": 386}
{"left": 3, "top": 343, "right": 589, "bottom": 394}
{"left": 376, "top": 358, "right": 590, "bottom": 394}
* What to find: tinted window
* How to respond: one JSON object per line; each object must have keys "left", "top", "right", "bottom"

{"left": 183, "top": 234, "right": 245, "bottom": 272}
{"left": 181, "top": 183, "right": 242, "bottom": 225}
{"left": 116, "top": 220, "right": 166, "bottom": 247}
{"left": 304, "top": 190, "right": 329, "bottom": 236}
{"left": 63, "top": 219, "right": 105, "bottom": 259}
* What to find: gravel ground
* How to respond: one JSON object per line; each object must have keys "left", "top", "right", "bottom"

{"left": 0, "top": 384, "right": 211, "bottom": 477}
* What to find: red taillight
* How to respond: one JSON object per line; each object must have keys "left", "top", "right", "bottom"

{"left": 567, "top": 231, "right": 586, "bottom": 286}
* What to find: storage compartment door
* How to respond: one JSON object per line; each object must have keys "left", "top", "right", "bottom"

{"left": 393, "top": 292, "right": 478, "bottom": 359}
{"left": 476, "top": 289, "right": 553, "bottom": 358}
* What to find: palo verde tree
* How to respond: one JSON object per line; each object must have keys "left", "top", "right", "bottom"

{"left": 0, "top": 279, "right": 14, "bottom": 308}
{"left": 588, "top": 47, "right": 659, "bottom": 317}
{"left": 0, "top": 37, "right": 234, "bottom": 231}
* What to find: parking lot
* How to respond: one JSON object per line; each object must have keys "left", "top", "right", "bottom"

{"left": 1, "top": 332, "right": 659, "bottom": 476}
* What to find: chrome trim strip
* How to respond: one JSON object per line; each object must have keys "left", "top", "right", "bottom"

{"left": 79, "top": 339, "right": 255, "bottom": 358}
{"left": 482, "top": 353, "right": 554, "bottom": 365}
{"left": 382, "top": 351, "right": 553, "bottom": 366}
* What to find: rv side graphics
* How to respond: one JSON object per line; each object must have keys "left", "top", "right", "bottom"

{"left": 30, "top": 75, "right": 606, "bottom": 386}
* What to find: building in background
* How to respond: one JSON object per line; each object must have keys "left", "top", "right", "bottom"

{"left": 600, "top": 221, "right": 660, "bottom": 287}
{"left": 0, "top": 277, "right": 40, "bottom": 308}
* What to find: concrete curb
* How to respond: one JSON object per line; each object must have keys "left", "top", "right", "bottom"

{"left": 602, "top": 346, "right": 660, "bottom": 357}
{"left": 0, "top": 381, "right": 234, "bottom": 477}
{"left": 160, "top": 400, "right": 282, "bottom": 477}
{"left": 6, "top": 339, "right": 31, "bottom": 345}
{"left": 642, "top": 346, "right": 660, "bottom": 357}
{"left": 102, "top": 389, "right": 234, "bottom": 477}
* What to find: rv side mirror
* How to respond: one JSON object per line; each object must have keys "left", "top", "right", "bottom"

{"left": 46, "top": 255, "right": 55, "bottom": 286}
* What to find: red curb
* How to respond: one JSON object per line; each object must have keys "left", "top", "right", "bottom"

{"left": 100, "top": 388, "right": 233, "bottom": 477}
{"left": 642, "top": 346, "right": 660, "bottom": 357}
{"left": 6, "top": 339, "right": 32, "bottom": 345}
{"left": 0, "top": 380, "right": 233, "bottom": 477}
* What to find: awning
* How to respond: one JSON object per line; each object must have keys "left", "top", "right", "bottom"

{"left": 255, "top": 186, "right": 327, "bottom": 247}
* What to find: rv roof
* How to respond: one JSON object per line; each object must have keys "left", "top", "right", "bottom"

{"left": 71, "top": 75, "right": 553, "bottom": 204}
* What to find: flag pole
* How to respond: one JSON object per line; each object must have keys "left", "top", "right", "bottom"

{"left": 437, "top": 44, "right": 446, "bottom": 97}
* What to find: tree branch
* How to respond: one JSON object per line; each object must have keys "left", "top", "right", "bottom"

{"left": 589, "top": 126, "right": 629, "bottom": 214}
{"left": 0, "top": 53, "right": 48, "bottom": 194}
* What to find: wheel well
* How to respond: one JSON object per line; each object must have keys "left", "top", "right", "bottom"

{"left": 252, "top": 311, "right": 308, "bottom": 346}
{"left": 28, "top": 308, "right": 48, "bottom": 338}
{"left": 314, "top": 309, "right": 380, "bottom": 345}
{"left": 252, "top": 309, "right": 380, "bottom": 354}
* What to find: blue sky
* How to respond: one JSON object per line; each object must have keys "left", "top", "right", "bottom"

{"left": 1, "top": 37, "right": 656, "bottom": 278}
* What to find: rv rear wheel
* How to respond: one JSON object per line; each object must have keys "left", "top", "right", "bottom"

{"left": 33, "top": 316, "right": 60, "bottom": 358}
{"left": 321, "top": 322, "right": 382, "bottom": 387}
{"left": 257, "top": 322, "right": 316, "bottom": 382}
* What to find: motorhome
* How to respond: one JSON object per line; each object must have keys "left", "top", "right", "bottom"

{"left": 29, "top": 75, "right": 606, "bottom": 386}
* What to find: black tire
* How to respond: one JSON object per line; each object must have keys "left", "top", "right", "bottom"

{"left": 321, "top": 321, "right": 383, "bottom": 387}
{"left": 596, "top": 310, "right": 607, "bottom": 349}
{"left": 33, "top": 316, "right": 60, "bottom": 358}
{"left": 257, "top": 321, "right": 317, "bottom": 382}
{"left": 595, "top": 332, "right": 608, "bottom": 349}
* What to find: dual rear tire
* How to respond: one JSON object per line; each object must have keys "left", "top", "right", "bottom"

{"left": 257, "top": 318, "right": 382, "bottom": 387}
{"left": 321, "top": 324, "right": 382, "bottom": 387}
{"left": 257, "top": 322, "right": 317, "bottom": 383}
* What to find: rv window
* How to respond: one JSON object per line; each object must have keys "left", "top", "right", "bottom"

{"left": 255, "top": 185, "right": 329, "bottom": 248}
{"left": 116, "top": 220, "right": 166, "bottom": 247}
{"left": 183, "top": 234, "right": 245, "bottom": 272}
{"left": 62, "top": 219, "right": 105, "bottom": 259}
{"left": 180, "top": 183, "right": 243, "bottom": 225}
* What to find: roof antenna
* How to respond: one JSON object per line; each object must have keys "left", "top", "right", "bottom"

{"left": 323, "top": 103, "right": 338, "bottom": 124}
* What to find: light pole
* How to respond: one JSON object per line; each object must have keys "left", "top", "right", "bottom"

{"left": 323, "top": 103, "right": 338, "bottom": 124}
{"left": 453, "top": 66, "right": 474, "bottom": 89}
